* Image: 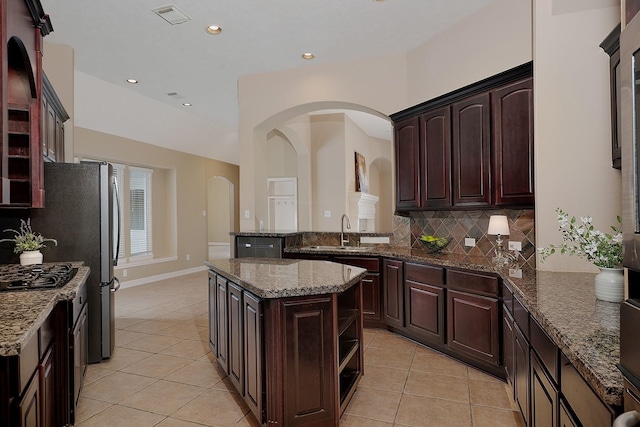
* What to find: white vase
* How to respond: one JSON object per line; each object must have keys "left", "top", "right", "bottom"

{"left": 20, "top": 250, "right": 43, "bottom": 266}
{"left": 594, "top": 267, "right": 624, "bottom": 303}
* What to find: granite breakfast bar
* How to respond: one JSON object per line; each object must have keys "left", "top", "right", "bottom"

{"left": 205, "top": 258, "right": 367, "bottom": 427}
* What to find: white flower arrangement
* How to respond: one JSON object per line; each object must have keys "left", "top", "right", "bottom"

{"left": 538, "top": 208, "right": 623, "bottom": 269}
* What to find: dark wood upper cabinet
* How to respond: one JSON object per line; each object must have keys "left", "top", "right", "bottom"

{"left": 600, "top": 24, "right": 622, "bottom": 170}
{"left": 419, "top": 106, "right": 452, "bottom": 208}
{"left": 452, "top": 93, "right": 491, "bottom": 207}
{"left": 491, "top": 78, "right": 535, "bottom": 205}
{"left": 394, "top": 117, "right": 421, "bottom": 209}
{"left": 2, "top": 0, "right": 53, "bottom": 207}
{"left": 391, "top": 62, "right": 534, "bottom": 211}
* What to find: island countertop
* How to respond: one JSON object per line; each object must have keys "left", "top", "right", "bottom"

{"left": 0, "top": 265, "right": 90, "bottom": 357}
{"left": 205, "top": 258, "right": 367, "bottom": 299}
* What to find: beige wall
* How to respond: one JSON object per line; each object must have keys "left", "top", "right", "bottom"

{"left": 208, "top": 177, "right": 232, "bottom": 243}
{"left": 534, "top": 0, "right": 620, "bottom": 272}
{"left": 74, "top": 127, "right": 239, "bottom": 282}
{"left": 406, "top": 0, "right": 533, "bottom": 104}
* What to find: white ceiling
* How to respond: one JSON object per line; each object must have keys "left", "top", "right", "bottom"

{"left": 40, "top": 0, "right": 495, "bottom": 148}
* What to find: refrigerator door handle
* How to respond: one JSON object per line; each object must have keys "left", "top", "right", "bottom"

{"left": 111, "top": 277, "right": 121, "bottom": 293}
{"left": 113, "top": 176, "right": 122, "bottom": 266}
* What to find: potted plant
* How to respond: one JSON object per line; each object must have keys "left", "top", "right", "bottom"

{"left": 0, "top": 219, "right": 57, "bottom": 265}
{"left": 538, "top": 208, "right": 623, "bottom": 302}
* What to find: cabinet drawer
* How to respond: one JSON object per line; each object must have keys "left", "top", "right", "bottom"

{"left": 333, "top": 256, "right": 380, "bottom": 272}
{"left": 561, "top": 354, "right": 614, "bottom": 427}
{"left": 530, "top": 317, "right": 559, "bottom": 385}
{"left": 446, "top": 269, "right": 499, "bottom": 296}
{"left": 513, "top": 295, "right": 529, "bottom": 340}
{"left": 502, "top": 282, "right": 513, "bottom": 314}
{"left": 405, "top": 262, "right": 444, "bottom": 285}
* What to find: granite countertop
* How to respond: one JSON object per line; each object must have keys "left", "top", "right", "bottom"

{"left": 285, "top": 245, "right": 623, "bottom": 407}
{"left": 205, "top": 258, "right": 367, "bottom": 299}
{"left": 0, "top": 265, "right": 90, "bottom": 357}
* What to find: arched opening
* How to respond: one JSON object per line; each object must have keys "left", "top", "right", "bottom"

{"left": 207, "top": 176, "right": 234, "bottom": 258}
{"left": 253, "top": 102, "right": 393, "bottom": 232}
{"left": 7, "top": 36, "right": 37, "bottom": 104}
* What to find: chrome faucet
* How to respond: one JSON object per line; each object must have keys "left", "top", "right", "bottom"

{"left": 341, "top": 214, "right": 351, "bottom": 247}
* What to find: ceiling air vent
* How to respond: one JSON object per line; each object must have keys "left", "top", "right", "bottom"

{"left": 166, "top": 92, "right": 184, "bottom": 99}
{"left": 152, "top": 5, "right": 191, "bottom": 25}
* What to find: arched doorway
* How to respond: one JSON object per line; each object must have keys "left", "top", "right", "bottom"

{"left": 207, "top": 176, "right": 234, "bottom": 258}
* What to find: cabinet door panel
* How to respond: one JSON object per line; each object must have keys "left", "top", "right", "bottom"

{"left": 514, "top": 322, "right": 530, "bottom": 425}
{"left": 383, "top": 260, "right": 404, "bottom": 328}
{"left": 531, "top": 352, "right": 557, "bottom": 427}
{"left": 244, "top": 292, "right": 262, "bottom": 422}
{"left": 228, "top": 282, "right": 244, "bottom": 394}
{"left": 395, "top": 117, "right": 420, "bottom": 209}
{"left": 405, "top": 280, "right": 444, "bottom": 344}
{"left": 503, "top": 307, "right": 515, "bottom": 395}
{"left": 447, "top": 289, "right": 499, "bottom": 365}
{"left": 18, "top": 374, "right": 41, "bottom": 427}
{"left": 452, "top": 93, "right": 491, "bottom": 207}
{"left": 419, "top": 106, "right": 451, "bottom": 207}
{"left": 361, "top": 273, "right": 383, "bottom": 326}
{"left": 208, "top": 273, "right": 217, "bottom": 356}
{"left": 216, "top": 277, "right": 229, "bottom": 373}
{"left": 282, "top": 297, "right": 335, "bottom": 426}
{"left": 492, "top": 78, "right": 534, "bottom": 205}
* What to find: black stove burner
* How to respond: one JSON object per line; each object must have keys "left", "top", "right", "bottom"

{"left": 0, "top": 263, "right": 77, "bottom": 292}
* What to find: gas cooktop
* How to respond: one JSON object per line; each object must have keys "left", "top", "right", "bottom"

{"left": 0, "top": 263, "right": 77, "bottom": 292}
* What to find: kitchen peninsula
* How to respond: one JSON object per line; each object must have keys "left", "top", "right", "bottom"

{"left": 205, "top": 258, "right": 367, "bottom": 427}
{"left": 0, "top": 264, "right": 90, "bottom": 426}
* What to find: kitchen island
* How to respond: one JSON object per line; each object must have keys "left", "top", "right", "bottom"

{"left": 205, "top": 258, "right": 367, "bottom": 427}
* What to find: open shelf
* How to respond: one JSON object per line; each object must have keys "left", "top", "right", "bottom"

{"left": 338, "top": 309, "right": 358, "bottom": 336}
{"left": 338, "top": 339, "right": 359, "bottom": 373}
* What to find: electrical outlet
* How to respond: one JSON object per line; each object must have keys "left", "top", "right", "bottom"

{"left": 244, "top": 209, "right": 250, "bottom": 219}
{"left": 509, "top": 268, "right": 523, "bottom": 279}
{"left": 123, "top": 269, "right": 128, "bottom": 278}
{"left": 464, "top": 237, "right": 476, "bottom": 247}
{"left": 324, "top": 210, "right": 331, "bottom": 218}
{"left": 508, "top": 241, "right": 522, "bottom": 251}
{"left": 186, "top": 254, "right": 191, "bottom": 261}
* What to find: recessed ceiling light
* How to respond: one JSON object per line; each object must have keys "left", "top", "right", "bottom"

{"left": 126, "top": 79, "right": 138, "bottom": 84}
{"left": 301, "top": 53, "right": 315, "bottom": 60}
{"left": 183, "top": 103, "right": 192, "bottom": 107}
{"left": 205, "top": 25, "right": 222, "bottom": 35}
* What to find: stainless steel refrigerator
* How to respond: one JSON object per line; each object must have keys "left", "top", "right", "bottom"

{"left": 31, "top": 161, "right": 120, "bottom": 363}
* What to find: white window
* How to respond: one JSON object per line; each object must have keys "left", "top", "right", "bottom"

{"left": 111, "top": 163, "right": 153, "bottom": 261}
{"left": 129, "top": 167, "right": 153, "bottom": 256}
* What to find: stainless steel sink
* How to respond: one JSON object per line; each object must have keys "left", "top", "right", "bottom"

{"left": 301, "top": 245, "right": 371, "bottom": 252}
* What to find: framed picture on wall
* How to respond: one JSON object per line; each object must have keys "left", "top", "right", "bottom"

{"left": 627, "top": 0, "right": 640, "bottom": 26}
{"left": 355, "top": 152, "right": 369, "bottom": 193}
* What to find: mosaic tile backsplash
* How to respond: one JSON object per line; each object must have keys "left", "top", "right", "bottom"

{"left": 393, "top": 209, "right": 536, "bottom": 268}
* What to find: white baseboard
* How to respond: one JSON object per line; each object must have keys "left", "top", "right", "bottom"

{"left": 118, "top": 265, "right": 208, "bottom": 289}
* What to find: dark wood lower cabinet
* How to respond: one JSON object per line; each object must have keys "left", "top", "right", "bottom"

{"left": 361, "top": 273, "right": 382, "bottom": 327}
{"left": 446, "top": 289, "right": 500, "bottom": 366}
{"left": 280, "top": 297, "right": 335, "bottom": 426}
{"left": 216, "top": 276, "right": 229, "bottom": 373}
{"left": 18, "top": 373, "right": 41, "bottom": 427}
{"left": 208, "top": 272, "right": 217, "bottom": 356}
{"left": 243, "top": 292, "right": 262, "bottom": 421}
{"left": 502, "top": 306, "right": 515, "bottom": 392}
{"left": 531, "top": 352, "right": 557, "bottom": 427}
{"left": 514, "top": 321, "right": 530, "bottom": 425}
{"left": 559, "top": 399, "right": 579, "bottom": 427}
{"left": 383, "top": 259, "right": 404, "bottom": 328}
{"left": 228, "top": 282, "right": 244, "bottom": 394}
{"left": 405, "top": 280, "right": 444, "bottom": 345}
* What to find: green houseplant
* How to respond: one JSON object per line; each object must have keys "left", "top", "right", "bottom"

{"left": 0, "top": 219, "right": 57, "bottom": 265}
{"left": 538, "top": 208, "right": 623, "bottom": 302}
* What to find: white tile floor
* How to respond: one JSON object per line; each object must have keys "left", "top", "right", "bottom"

{"left": 75, "top": 271, "right": 524, "bottom": 426}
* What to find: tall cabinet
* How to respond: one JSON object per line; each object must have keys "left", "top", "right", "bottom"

{"left": 1, "top": 0, "right": 53, "bottom": 207}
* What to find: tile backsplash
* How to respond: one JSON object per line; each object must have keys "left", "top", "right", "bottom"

{"left": 393, "top": 209, "right": 536, "bottom": 268}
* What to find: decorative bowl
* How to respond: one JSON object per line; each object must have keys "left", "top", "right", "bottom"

{"left": 419, "top": 236, "right": 450, "bottom": 253}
